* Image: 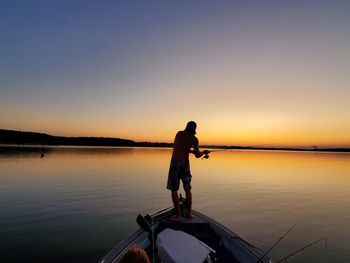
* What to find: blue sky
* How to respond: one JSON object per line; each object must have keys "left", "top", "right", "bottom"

{"left": 1, "top": 1, "right": 350, "bottom": 147}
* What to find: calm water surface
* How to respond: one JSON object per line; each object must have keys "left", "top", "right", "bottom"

{"left": 0, "top": 147, "right": 349, "bottom": 262}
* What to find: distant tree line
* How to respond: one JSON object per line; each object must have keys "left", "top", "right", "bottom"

{"left": 0, "top": 129, "right": 135, "bottom": 147}
{"left": 1, "top": 129, "right": 349, "bottom": 152}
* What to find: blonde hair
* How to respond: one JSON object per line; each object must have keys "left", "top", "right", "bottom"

{"left": 119, "top": 245, "right": 150, "bottom": 263}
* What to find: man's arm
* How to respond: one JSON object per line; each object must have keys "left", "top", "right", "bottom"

{"left": 190, "top": 138, "right": 209, "bottom": 158}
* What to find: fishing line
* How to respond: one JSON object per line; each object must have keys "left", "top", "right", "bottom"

{"left": 255, "top": 222, "right": 298, "bottom": 263}
{"left": 201, "top": 143, "right": 279, "bottom": 159}
{"left": 277, "top": 237, "right": 327, "bottom": 262}
{"left": 151, "top": 194, "right": 155, "bottom": 263}
{"left": 201, "top": 149, "right": 229, "bottom": 159}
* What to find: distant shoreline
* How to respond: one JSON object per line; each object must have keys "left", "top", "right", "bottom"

{"left": 1, "top": 129, "right": 349, "bottom": 153}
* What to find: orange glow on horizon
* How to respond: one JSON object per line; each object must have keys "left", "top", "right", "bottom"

{"left": 2, "top": 107, "right": 349, "bottom": 148}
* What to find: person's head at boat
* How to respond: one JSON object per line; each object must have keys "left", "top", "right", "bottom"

{"left": 185, "top": 121, "right": 197, "bottom": 136}
{"left": 119, "top": 245, "right": 150, "bottom": 263}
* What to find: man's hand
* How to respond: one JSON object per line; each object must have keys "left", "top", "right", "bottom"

{"left": 201, "top": 150, "right": 210, "bottom": 160}
{"left": 203, "top": 150, "right": 210, "bottom": 155}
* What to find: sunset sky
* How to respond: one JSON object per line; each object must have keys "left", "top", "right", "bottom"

{"left": 1, "top": 1, "right": 350, "bottom": 147}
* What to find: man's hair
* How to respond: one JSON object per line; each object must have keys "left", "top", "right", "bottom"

{"left": 185, "top": 121, "right": 197, "bottom": 135}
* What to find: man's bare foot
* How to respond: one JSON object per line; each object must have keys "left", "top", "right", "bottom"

{"left": 185, "top": 213, "right": 194, "bottom": 219}
{"left": 168, "top": 215, "right": 182, "bottom": 222}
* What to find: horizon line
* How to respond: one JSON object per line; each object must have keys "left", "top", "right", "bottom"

{"left": 1, "top": 128, "right": 350, "bottom": 150}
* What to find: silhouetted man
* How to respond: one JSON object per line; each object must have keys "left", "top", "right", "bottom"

{"left": 167, "top": 121, "right": 210, "bottom": 221}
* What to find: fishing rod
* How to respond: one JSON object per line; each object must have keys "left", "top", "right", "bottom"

{"left": 255, "top": 222, "right": 298, "bottom": 263}
{"left": 277, "top": 237, "right": 327, "bottom": 262}
{"left": 201, "top": 149, "right": 232, "bottom": 159}
{"left": 201, "top": 143, "right": 279, "bottom": 159}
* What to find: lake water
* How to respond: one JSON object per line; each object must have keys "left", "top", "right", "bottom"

{"left": 0, "top": 146, "right": 349, "bottom": 263}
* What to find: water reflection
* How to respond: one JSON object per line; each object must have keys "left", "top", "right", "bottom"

{"left": 0, "top": 147, "right": 349, "bottom": 263}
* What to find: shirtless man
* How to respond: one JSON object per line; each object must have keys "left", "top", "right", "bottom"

{"left": 167, "top": 121, "right": 210, "bottom": 221}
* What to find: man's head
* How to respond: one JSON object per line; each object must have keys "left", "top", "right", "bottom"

{"left": 185, "top": 121, "right": 197, "bottom": 135}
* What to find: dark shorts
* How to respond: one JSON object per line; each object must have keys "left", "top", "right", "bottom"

{"left": 166, "top": 158, "right": 192, "bottom": 191}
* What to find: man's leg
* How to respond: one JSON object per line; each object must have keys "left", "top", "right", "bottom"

{"left": 185, "top": 190, "right": 193, "bottom": 218}
{"left": 171, "top": 190, "right": 181, "bottom": 221}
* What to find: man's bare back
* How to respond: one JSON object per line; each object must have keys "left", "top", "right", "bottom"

{"left": 171, "top": 131, "right": 201, "bottom": 162}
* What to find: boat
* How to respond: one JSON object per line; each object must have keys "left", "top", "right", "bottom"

{"left": 99, "top": 196, "right": 273, "bottom": 263}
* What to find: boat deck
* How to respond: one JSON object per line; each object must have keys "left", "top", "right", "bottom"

{"left": 158, "top": 214, "right": 210, "bottom": 229}
{"left": 147, "top": 213, "right": 238, "bottom": 263}
{"left": 99, "top": 202, "right": 272, "bottom": 263}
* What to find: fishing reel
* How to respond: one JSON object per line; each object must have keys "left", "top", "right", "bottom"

{"left": 202, "top": 154, "right": 210, "bottom": 159}
{"left": 201, "top": 150, "right": 211, "bottom": 160}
